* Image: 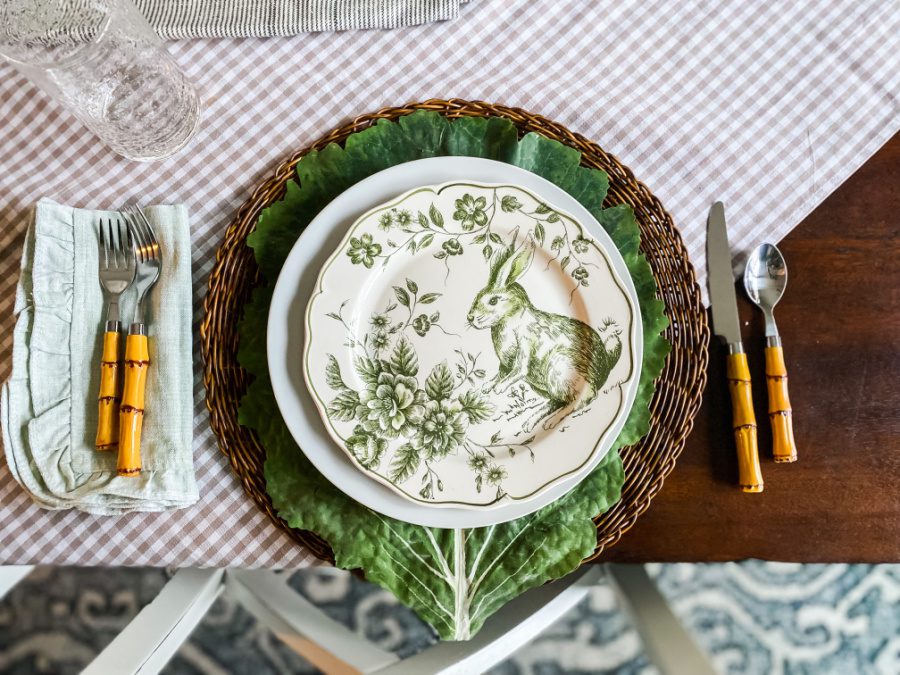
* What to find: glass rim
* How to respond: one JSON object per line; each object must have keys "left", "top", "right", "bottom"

{"left": 0, "top": 3, "right": 116, "bottom": 70}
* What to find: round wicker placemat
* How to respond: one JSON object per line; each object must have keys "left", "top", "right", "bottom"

{"left": 200, "top": 99, "right": 709, "bottom": 564}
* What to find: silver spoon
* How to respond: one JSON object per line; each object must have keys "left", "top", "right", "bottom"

{"left": 744, "top": 243, "right": 797, "bottom": 463}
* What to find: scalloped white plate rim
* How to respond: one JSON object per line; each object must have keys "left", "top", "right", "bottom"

{"left": 268, "top": 157, "right": 643, "bottom": 528}
{"left": 304, "top": 181, "right": 637, "bottom": 508}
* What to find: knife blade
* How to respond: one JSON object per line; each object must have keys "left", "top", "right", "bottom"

{"left": 707, "top": 202, "right": 743, "bottom": 346}
{"left": 706, "top": 202, "right": 763, "bottom": 493}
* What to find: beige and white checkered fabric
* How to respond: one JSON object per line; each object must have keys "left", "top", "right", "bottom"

{"left": 1, "top": 0, "right": 898, "bottom": 567}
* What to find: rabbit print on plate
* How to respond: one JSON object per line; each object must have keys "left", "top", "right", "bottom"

{"left": 304, "top": 182, "right": 637, "bottom": 508}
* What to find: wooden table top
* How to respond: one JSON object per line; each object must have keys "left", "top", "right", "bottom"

{"left": 603, "top": 132, "right": 900, "bottom": 564}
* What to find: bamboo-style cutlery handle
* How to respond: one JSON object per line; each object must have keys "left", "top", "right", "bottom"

{"left": 726, "top": 351, "right": 764, "bottom": 493}
{"left": 95, "top": 330, "right": 121, "bottom": 449}
{"left": 765, "top": 343, "right": 797, "bottom": 463}
{"left": 117, "top": 333, "right": 149, "bottom": 476}
{"left": 95, "top": 209, "right": 159, "bottom": 476}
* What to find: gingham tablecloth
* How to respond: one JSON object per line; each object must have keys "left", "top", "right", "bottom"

{"left": 1, "top": 0, "right": 898, "bottom": 567}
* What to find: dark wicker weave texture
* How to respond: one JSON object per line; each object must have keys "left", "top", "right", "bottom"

{"left": 200, "top": 99, "right": 710, "bottom": 564}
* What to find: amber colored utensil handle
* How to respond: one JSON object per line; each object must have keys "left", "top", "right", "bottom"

{"left": 726, "top": 351, "right": 763, "bottom": 492}
{"left": 765, "top": 344, "right": 797, "bottom": 463}
{"left": 117, "top": 333, "right": 149, "bottom": 477}
{"left": 95, "top": 330, "right": 121, "bottom": 450}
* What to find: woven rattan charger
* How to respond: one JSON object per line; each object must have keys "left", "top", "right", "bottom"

{"left": 200, "top": 99, "right": 710, "bottom": 564}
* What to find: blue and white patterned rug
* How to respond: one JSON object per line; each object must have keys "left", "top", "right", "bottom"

{"left": 1, "top": 563, "right": 898, "bottom": 674}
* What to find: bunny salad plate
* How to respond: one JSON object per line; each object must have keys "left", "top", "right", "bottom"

{"left": 303, "top": 179, "right": 639, "bottom": 509}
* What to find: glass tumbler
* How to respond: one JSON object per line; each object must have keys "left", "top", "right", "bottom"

{"left": 0, "top": 0, "right": 200, "bottom": 161}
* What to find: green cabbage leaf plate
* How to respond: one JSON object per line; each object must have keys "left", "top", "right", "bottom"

{"left": 237, "top": 111, "right": 670, "bottom": 640}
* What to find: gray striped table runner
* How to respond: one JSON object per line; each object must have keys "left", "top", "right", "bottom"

{"left": 136, "top": 0, "right": 466, "bottom": 38}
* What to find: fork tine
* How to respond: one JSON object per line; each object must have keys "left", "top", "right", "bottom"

{"left": 108, "top": 218, "right": 118, "bottom": 269}
{"left": 111, "top": 217, "right": 122, "bottom": 270}
{"left": 128, "top": 214, "right": 147, "bottom": 263}
{"left": 131, "top": 206, "right": 160, "bottom": 257}
{"left": 110, "top": 218, "right": 118, "bottom": 269}
{"left": 125, "top": 221, "right": 136, "bottom": 270}
{"left": 99, "top": 219, "right": 109, "bottom": 270}
{"left": 116, "top": 219, "right": 129, "bottom": 270}
{"left": 132, "top": 208, "right": 158, "bottom": 261}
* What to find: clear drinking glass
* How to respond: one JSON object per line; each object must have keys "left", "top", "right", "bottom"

{"left": 0, "top": 0, "right": 200, "bottom": 161}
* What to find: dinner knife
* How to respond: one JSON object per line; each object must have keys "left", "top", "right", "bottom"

{"left": 707, "top": 202, "right": 763, "bottom": 493}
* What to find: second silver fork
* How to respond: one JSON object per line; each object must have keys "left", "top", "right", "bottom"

{"left": 116, "top": 205, "right": 162, "bottom": 477}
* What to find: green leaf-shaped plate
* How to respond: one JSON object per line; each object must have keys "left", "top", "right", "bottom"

{"left": 239, "top": 110, "right": 671, "bottom": 639}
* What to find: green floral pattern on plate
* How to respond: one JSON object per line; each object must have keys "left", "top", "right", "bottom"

{"left": 306, "top": 182, "right": 638, "bottom": 506}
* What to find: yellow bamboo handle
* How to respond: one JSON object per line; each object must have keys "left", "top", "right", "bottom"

{"left": 117, "top": 334, "right": 149, "bottom": 477}
{"left": 766, "top": 345, "right": 797, "bottom": 463}
{"left": 726, "top": 352, "right": 763, "bottom": 493}
{"left": 95, "top": 331, "right": 120, "bottom": 450}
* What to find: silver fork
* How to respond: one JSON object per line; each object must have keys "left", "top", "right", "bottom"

{"left": 95, "top": 218, "right": 135, "bottom": 450}
{"left": 99, "top": 217, "right": 135, "bottom": 333}
{"left": 125, "top": 205, "right": 162, "bottom": 336}
{"left": 117, "top": 205, "right": 162, "bottom": 477}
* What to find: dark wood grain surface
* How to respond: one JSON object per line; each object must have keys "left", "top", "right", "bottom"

{"left": 603, "top": 132, "right": 900, "bottom": 563}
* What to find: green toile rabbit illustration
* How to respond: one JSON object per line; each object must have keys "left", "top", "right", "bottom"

{"left": 467, "top": 235, "right": 623, "bottom": 432}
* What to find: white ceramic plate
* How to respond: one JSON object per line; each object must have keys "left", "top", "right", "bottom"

{"left": 304, "top": 181, "right": 637, "bottom": 508}
{"left": 268, "top": 157, "right": 643, "bottom": 528}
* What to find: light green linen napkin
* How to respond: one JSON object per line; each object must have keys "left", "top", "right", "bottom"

{"left": 1, "top": 199, "right": 198, "bottom": 514}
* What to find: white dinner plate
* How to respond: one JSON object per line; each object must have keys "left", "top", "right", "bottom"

{"left": 268, "top": 157, "right": 643, "bottom": 528}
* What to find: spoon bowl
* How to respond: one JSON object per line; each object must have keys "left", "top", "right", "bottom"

{"left": 744, "top": 243, "right": 787, "bottom": 336}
